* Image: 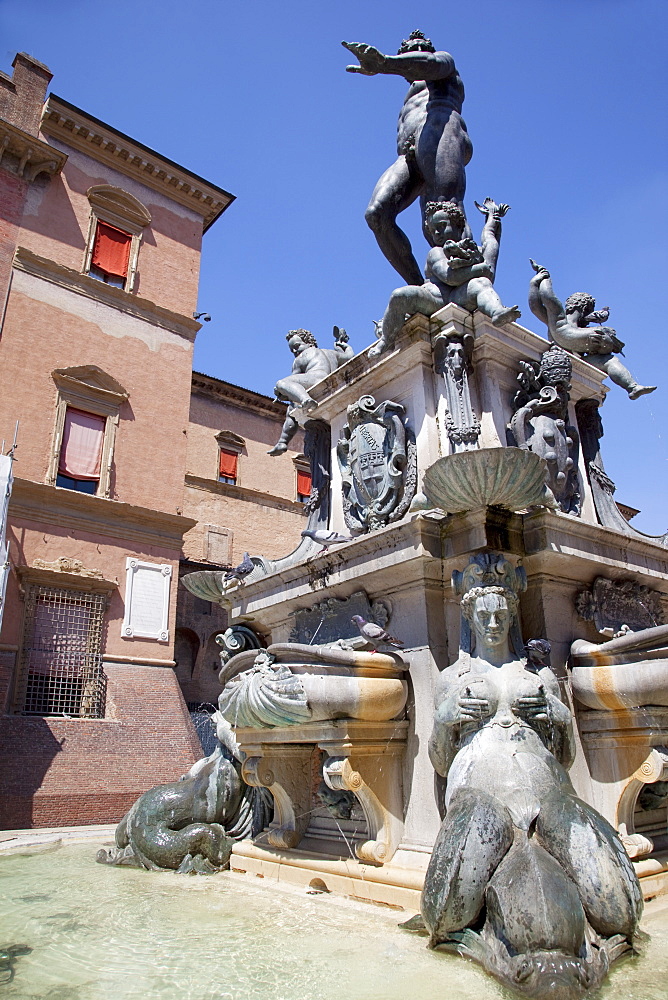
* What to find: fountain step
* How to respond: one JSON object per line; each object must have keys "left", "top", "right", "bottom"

{"left": 230, "top": 838, "right": 424, "bottom": 910}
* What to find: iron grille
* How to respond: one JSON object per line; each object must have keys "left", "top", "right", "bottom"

{"left": 17, "top": 585, "right": 107, "bottom": 718}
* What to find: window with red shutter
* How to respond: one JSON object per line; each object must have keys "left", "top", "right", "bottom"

{"left": 89, "top": 221, "right": 132, "bottom": 287}
{"left": 218, "top": 449, "right": 238, "bottom": 485}
{"left": 297, "top": 469, "right": 312, "bottom": 503}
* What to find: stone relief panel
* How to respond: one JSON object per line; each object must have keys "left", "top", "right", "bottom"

{"left": 337, "top": 395, "right": 417, "bottom": 533}
{"left": 576, "top": 577, "right": 664, "bottom": 635}
{"left": 288, "top": 590, "right": 391, "bottom": 645}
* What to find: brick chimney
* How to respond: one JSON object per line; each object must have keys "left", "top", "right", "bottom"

{"left": 0, "top": 52, "right": 52, "bottom": 136}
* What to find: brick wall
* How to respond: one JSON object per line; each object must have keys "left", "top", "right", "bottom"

{"left": 0, "top": 662, "right": 203, "bottom": 830}
{"left": 0, "top": 167, "right": 27, "bottom": 320}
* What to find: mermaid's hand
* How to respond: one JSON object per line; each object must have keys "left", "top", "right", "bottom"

{"left": 458, "top": 694, "right": 491, "bottom": 722}
{"left": 514, "top": 691, "right": 549, "bottom": 721}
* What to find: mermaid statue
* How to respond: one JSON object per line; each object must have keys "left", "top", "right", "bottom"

{"left": 421, "top": 553, "right": 642, "bottom": 999}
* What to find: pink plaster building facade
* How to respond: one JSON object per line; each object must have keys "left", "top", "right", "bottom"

{"left": 176, "top": 374, "right": 307, "bottom": 707}
{"left": 0, "top": 53, "right": 306, "bottom": 828}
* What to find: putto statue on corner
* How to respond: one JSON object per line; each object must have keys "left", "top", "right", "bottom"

{"left": 342, "top": 30, "right": 473, "bottom": 286}
{"left": 370, "top": 198, "right": 520, "bottom": 357}
{"left": 268, "top": 327, "right": 353, "bottom": 455}
{"left": 529, "top": 261, "right": 656, "bottom": 400}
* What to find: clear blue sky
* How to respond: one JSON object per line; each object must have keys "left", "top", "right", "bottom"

{"left": 3, "top": 0, "right": 667, "bottom": 532}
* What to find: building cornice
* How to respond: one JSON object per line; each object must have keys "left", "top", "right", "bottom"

{"left": 14, "top": 246, "right": 200, "bottom": 342}
{"left": 191, "top": 372, "right": 287, "bottom": 418}
{"left": 185, "top": 474, "right": 305, "bottom": 515}
{"left": 0, "top": 117, "right": 67, "bottom": 181}
{"left": 9, "top": 477, "right": 196, "bottom": 547}
{"left": 41, "top": 95, "right": 234, "bottom": 231}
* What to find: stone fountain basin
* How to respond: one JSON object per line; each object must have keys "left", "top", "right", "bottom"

{"left": 417, "top": 446, "right": 553, "bottom": 514}
{"left": 218, "top": 642, "right": 408, "bottom": 726}
{"left": 571, "top": 647, "right": 668, "bottom": 711}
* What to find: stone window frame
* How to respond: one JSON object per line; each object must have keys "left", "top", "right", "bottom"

{"left": 82, "top": 185, "right": 151, "bottom": 293}
{"left": 215, "top": 430, "right": 245, "bottom": 486}
{"left": 47, "top": 366, "right": 129, "bottom": 499}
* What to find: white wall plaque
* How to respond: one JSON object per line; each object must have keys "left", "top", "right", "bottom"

{"left": 122, "top": 558, "right": 171, "bottom": 641}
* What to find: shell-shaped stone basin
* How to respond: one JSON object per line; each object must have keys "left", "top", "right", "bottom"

{"left": 218, "top": 642, "right": 408, "bottom": 728}
{"left": 571, "top": 648, "right": 668, "bottom": 711}
{"left": 421, "top": 447, "right": 552, "bottom": 514}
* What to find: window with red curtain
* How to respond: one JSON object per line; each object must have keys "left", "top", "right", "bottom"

{"left": 90, "top": 221, "right": 132, "bottom": 281}
{"left": 58, "top": 408, "right": 105, "bottom": 484}
{"left": 297, "top": 469, "right": 312, "bottom": 502}
{"left": 218, "top": 449, "right": 238, "bottom": 484}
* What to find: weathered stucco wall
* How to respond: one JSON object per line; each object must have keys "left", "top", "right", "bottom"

{"left": 19, "top": 142, "right": 203, "bottom": 316}
{"left": 182, "top": 383, "right": 306, "bottom": 566}
{"left": 0, "top": 278, "right": 193, "bottom": 514}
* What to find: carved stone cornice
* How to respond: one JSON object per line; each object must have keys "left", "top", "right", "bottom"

{"left": 41, "top": 95, "right": 234, "bottom": 231}
{"left": 309, "top": 315, "right": 433, "bottom": 418}
{"left": 52, "top": 365, "right": 129, "bottom": 410}
{"left": 13, "top": 247, "right": 200, "bottom": 342}
{"left": 9, "top": 478, "right": 196, "bottom": 547}
{"left": 0, "top": 118, "right": 67, "bottom": 181}
{"left": 185, "top": 474, "right": 305, "bottom": 514}
{"left": 191, "top": 372, "right": 287, "bottom": 418}
{"left": 16, "top": 560, "right": 117, "bottom": 594}
{"left": 215, "top": 429, "right": 245, "bottom": 451}
{"left": 470, "top": 311, "right": 608, "bottom": 404}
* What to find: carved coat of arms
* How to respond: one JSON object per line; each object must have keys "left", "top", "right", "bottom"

{"left": 337, "top": 394, "right": 417, "bottom": 532}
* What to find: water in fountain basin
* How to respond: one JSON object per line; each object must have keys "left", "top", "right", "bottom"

{"left": 0, "top": 842, "right": 667, "bottom": 1000}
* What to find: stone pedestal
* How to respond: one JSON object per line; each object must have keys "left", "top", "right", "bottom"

{"left": 238, "top": 719, "right": 407, "bottom": 864}
{"left": 214, "top": 307, "right": 668, "bottom": 901}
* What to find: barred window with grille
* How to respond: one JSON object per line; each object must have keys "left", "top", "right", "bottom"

{"left": 16, "top": 585, "right": 107, "bottom": 718}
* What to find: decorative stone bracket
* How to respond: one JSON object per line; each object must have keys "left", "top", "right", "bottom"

{"left": 242, "top": 746, "right": 314, "bottom": 850}
{"left": 617, "top": 747, "right": 668, "bottom": 859}
{"left": 237, "top": 720, "right": 407, "bottom": 864}
{"left": 322, "top": 741, "right": 404, "bottom": 864}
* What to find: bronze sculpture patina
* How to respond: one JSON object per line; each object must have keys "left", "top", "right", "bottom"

{"left": 268, "top": 327, "right": 353, "bottom": 455}
{"left": 511, "top": 344, "right": 581, "bottom": 515}
{"left": 422, "top": 553, "right": 642, "bottom": 999}
{"left": 343, "top": 30, "right": 473, "bottom": 285}
{"left": 529, "top": 261, "right": 655, "bottom": 400}
{"left": 370, "top": 198, "right": 520, "bottom": 357}
{"left": 96, "top": 716, "right": 272, "bottom": 873}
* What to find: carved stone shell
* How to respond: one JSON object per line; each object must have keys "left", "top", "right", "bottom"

{"left": 422, "top": 447, "right": 553, "bottom": 514}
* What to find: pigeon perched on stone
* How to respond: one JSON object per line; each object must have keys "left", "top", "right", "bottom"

{"left": 351, "top": 615, "right": 404, "bottom": 650}
{"left": 524, "top": 638, "right": 551, "bottom": 673}
{"left": 301, "top": 529, "right": 353, "bottom": 548}
{"left": 223, "top": 552, "right": 255, "bottom": 583}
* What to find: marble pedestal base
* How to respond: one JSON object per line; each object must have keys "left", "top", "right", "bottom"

{"left": 237, "top": 719, "right": 407, "bottom": 865}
